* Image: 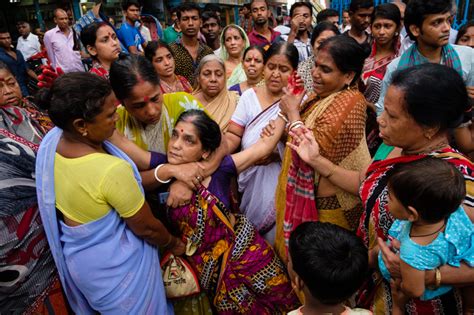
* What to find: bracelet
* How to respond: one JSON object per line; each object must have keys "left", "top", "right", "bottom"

{"left": 457, "top": 120, "right": 472, "bottom": 128}
{"left": 288, "top": 120, "right": 304, "bottom": 132}
{"left": 323, "top": 163, "right": 337, "bottom": 178}
{"left": 154, "top": 164, "right": 171, "bottom": 184}
{"left": 277, "top": 111, "right": 289, "bottom": 123}
{"left": 434, "top": 267, "right": 442, "bottom": 289}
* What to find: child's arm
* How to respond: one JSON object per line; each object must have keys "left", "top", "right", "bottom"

{"left": 399, "top": 259, "right": 426, "bottom": 298}
{"left": 391, "top": 278, "right": 410, "bottom": 315}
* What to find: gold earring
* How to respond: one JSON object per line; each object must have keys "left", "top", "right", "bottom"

{"left": 82, "top": 131, "right": 88, "bottom": 136}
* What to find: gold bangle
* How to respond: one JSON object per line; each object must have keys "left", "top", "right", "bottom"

{"left": 324, "top": 163, "right": 337, "bottom": 178}
{"left": 434, "top": 267, "right": 442, "bottom": 288}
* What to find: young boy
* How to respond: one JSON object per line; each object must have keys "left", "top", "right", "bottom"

{"left": 288, "top": 222, "right": 371, "bottom": 315}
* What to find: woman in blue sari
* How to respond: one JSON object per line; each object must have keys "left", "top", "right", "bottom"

{"left": 35, "top": 72, "right": 180, "bottom": 314}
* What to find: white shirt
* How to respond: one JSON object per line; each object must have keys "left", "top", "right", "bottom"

{"left": 293, "top": 37, "right": 312, "bottom": 62}
{"left": 16, "top": 33, "right": 41, "bottom": 60}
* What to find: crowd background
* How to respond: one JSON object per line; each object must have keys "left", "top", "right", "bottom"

{"left": 1, "top": 0, "right": 474, "bottom": 314}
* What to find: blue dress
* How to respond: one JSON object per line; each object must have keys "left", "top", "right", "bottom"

{"left": 378, "top": 206, "right": 474, "bottom": 300}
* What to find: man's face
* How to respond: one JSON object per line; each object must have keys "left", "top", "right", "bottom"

{"left": 350, "top": 7, "right": 374, "bottom": 32}
{"left": 0, "top": 32, "right": 11, "bottom": 49}
{"left": 178, "top": 9, "right": 201, "bottom": 37}
{"left": 54, "top": 10, "right": 69, "bottom": 30}
{"left": 17, "top": 23, "right": 30, "bottom": 37}
{"left": 326, "top": 15, "right": 339, "bottom": 27}
{"left": 411, "top": 11, "right": 452, "bottom": 48}
{"left": 201, "top": 17, "right": 221, "bottom": 42}
{"left": 292, "top": 6, "right": 312, "bottom": 32}
{"left": 251, "top": 1, "right": 270, "bottom": 26}
{"left": 124, "top": 4, "right": 140, "bottom": 23}
{"left": 342, "top": 11, "right": 350, "bottom": 26}
{"left": 171, "top": 12, "right": 178, "bottom": 24}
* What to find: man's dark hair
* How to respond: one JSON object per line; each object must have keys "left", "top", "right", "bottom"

{"left": 176, "top": 2, "right": 201, "bottom": 20}
{"left": 122, "top": 1, "right": 140, "bottom": 11}
{"left": 289, "top": 222, "right": 368, "bottom": 305}
{"left": 290, "top": 2, "right": 313, "bottom": 18}
{"left": 310, "top": 21, "right": 340, "bottom": 47}
{"left": 316, "top": 9, "right": 339, "bottom": 24}
{"left": 404, "top": 0, "right": 452, "bottom": 41}
{"left": 250, "top": 0, "right": 269, "bottom": 10}
{"left": 201, "top": 11, "right": 220, "bottom": 24}
{"left": 349, "top": 0, "right": 374, "bottom": 13}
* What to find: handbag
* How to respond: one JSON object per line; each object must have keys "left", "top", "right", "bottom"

{"left": 160, "top": 251, "right": 200, "bottom": 299}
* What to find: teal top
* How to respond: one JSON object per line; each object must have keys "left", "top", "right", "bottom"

{"left": 163, "top": 26, "right": 181, "bottom": 44}
{"left": 373, "top": 142, "right": 395, "bottom": 161}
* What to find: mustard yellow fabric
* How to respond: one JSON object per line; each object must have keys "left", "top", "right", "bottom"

{"left": 54, "top": 153, "right": 145, "bottom": 224}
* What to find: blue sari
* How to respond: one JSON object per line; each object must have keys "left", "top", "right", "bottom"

{"left": 36, "top": 127, "right": 173, "bottom": 314}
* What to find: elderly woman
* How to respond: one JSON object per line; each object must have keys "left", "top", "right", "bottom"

{"left": 35, "top": 72, "right": 179, "bottom": 314}
{"left": 219, "top": 24, "right": 250, "bottom": 87}
{"left": 274, "top": 36, "right": 371, "bottom": 262}
{"left": 297, "top": 21, "right": 340, "bottom": 94}
{"left": 192, "top": 54, "right": 239, "bottom": 131}
{"left": 288, "top": 64, "right": 474, "bottom": 314}
{"left": 0, "top": 61, "right": 67, "bottom": 313}
{"left": 228, "top": 45, "right": 265, "bottom": 96}
{"left": 144, "top": 40, "right": 193, "bottom": 94}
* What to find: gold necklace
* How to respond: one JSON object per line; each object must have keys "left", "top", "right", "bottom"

{"left": 160, "top": 76, "right": 179, "bottom": 93}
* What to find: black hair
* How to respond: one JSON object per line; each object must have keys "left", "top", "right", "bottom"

{"left": 244, "top": 3, "right": 251, "bottom": 10}
{"left": 243, "top": 45, "right": 265, "bottom": 60}
{"left": 264, "top": 41, "right": 299, "bottom": 70}
{"left": 404, "top": 0, "right": 452, "bottom": 41}
{"left": 310, "top": 21, "right": 340, "bottom": 47}
{"left": 456, "top": 20, "right": 474, "bottom": 44}
{"left": 16, "top": 21, "right": 29, "bottom": 26}
{"left": 289, "top": 221, "right": 368, "bottom": 305}
{"left": 0, "top": 61, "right": 11, "bottom": 72}
{"left": 250, "top": 0, "right": 269, "bottom": 9}
{"left": 0, "top": 28, "right": 9, "bottom": 34}
{"left": 176, "top": 2, "right": 201, "bottom": 20}
{"left": 349, "top": 0, "right": 374, "bottom": 13}
{"left": 318, "top": 35, "right": 370, "bottom": 85}
{"left": 290, "top": 2, "right": 313, "bottom": 18}
{"left": 388, "top": 157, "right": 465, "bottom": 223}
{"left": 144, "top": 40, "right": 173, "bottom": 62}
{"left": 316, "top": 9, "right": 339, "bottom": 24}
{"left": 372, "top": 3, "right": 401, "bottom": 28}
{"left": 390, "top": 63, "right": 469, "bottom": 131}
{"left": 204, "top": 4, "right": 221, "bottom": 14}
{"left": 80, "top": 22, "right": 110, "bottom": 59}
{"left": 122, "top": 1, "right": 140, "bottom": 11}
{"left": 201, "top": 11, "right": 220, "bottom": 24}
{"left": 35, "top": 72, "right": 112, "bottom": 131}
{"left": 109, "top": 54, "right": 160, "bottom": 101}
{"left": 175, "top": 109, "right": 221, "bottom": 153}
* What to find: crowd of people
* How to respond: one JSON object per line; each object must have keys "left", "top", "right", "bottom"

{"left": 1, "top": 0, "right": 474, "bottom": 314}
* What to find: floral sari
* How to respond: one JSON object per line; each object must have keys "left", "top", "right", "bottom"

{"left": 168, "top": 183, "right": 299, "bottom": 314}
{"left": 356, "top": 144, "right": 474, "bottom": 314}
{"left": 274, "top": 89, "right": 371, "bottom": 263}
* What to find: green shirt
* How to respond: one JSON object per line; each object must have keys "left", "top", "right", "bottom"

{"left": 163, "top": 25, "right": 181, "bottom": 44}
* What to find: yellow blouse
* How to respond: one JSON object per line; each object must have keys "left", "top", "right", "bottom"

{"left": 54, "top": 153, "right": 144, "bottom": 224}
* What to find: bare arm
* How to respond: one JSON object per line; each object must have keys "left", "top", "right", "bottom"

{"left": 453, "top": 125, "right": 474, "bottom": 154}
{"left": 124, "top": 201, "right": 185, "bottom": 255}
{"left": 231, "top": 116, "right": 285, "bottom": 174}
{"left": 225, "top": 123, "right": 244, "bottom": 153}
{"left": 27, "top": 68, "right": 38, "bottom": 80}
{"left": 399, "top": 260, "right": 426, "bottom": 298}
{"left": 109, "top": 130, "right": 151, "bottom": 170}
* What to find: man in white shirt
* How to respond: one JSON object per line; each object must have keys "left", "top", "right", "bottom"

{"left": 16, "top": 21, "right": 41, "bottom": 60}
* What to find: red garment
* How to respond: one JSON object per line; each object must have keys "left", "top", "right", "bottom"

{"left": 248, "top": 28, "right": 282, "bottom": 50}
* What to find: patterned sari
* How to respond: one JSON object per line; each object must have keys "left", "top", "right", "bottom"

{"left": 168, "top": 185, "right": 299, "bottom": 314}
{"left": 356, "top": 144, "right": 474, "bottom": 314}
{"left": 274, "top": 89, "right": 371, "bottom": 262}
{"left": 0, "top": 107, "right": 67, "bottom": 314}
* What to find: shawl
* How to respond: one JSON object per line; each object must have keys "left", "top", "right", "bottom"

{"left": 116, "top": 92, "right": 205, "bottom": 152}
{"left": 0, "top": 128, "right": 58, "bottom": 313}
{"left": 220, "top": 24, "right": 250, "bottom": 87}
{"left": 397, "top": 43, "right": 463, "bottom": 77}
{"left": 36, "top": 127, "right": 171, "bottom": 314}
{"left": 275, "top": 89, "right": 371, "bottom": 261}
{"left": 0, "top": 102, "right": 48, "bottom": 144}
{"left": 193, "top": 87, "right": 239, "bottom": 132}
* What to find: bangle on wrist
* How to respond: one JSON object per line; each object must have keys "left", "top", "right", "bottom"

{"left": 288, "top": 120, "right": 304, "bottom": 132}
{"left": 434, "top": 267, "right": 441, "bottom": 288}
{"left": 277, "top": 111, "right": 289, "bottom": 123}
{"left": 154, "top": 164, "right": 171, "bottom": 184}
{"left": 323, "top": 162, "right": 337, "bottom": 178}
